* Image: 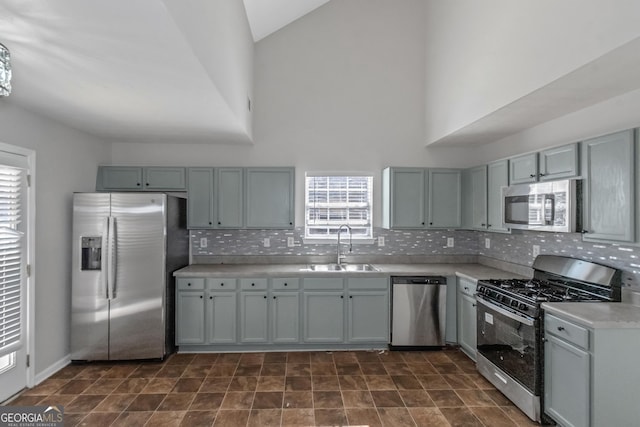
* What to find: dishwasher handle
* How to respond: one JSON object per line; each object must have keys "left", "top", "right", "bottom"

{"left": 392, "top": 276, "right": 447, "bottom": 285}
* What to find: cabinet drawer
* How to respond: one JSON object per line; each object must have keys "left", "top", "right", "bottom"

{"left": 545, "top": 314, "right": 589, "bottom": 350}
{"left": 207, "top": 278, "right": 237, "bottom": 290}
{"left": 303, "top": 277, "right": 344, "bottom": 290}
{"left": 347, "top": 277, "right": 388, "bottom": 290}
{"left": 272, "top": 278, "right": 300, "bottom": 290}
{"left": 240, "top": 278, "right": 268, "bottom": 290}
{"left": 177, "top": 278, "right": 205, "bottom": 290}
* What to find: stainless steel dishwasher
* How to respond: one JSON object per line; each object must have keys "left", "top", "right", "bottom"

{"left": 390, "top": 276, "right": 447, "bottom": 349}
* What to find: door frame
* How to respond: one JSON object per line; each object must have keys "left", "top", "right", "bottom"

{"left": 0, "top": 142, "right": 36, "bottom": 393}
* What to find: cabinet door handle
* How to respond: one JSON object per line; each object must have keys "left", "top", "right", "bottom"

{"left": 136, "top": 183, "right": 141, "bottom": 186}
{"left": 557, "top": 326, "right": 565, "bottom": 331}
{"left": 263, "top": 295, "right": 267, "bottom": 299}
{"left": 421, "top": 222, "right": 425, "bottom": 225}
{"left": 251, "top": 283, "right": 255, "bottom": 287}
{"left": 220, "top": 283, "right": 224, "bottom": 287}
{"left": 273, "top": 296, "right": 276, "bottom": 299}
{"left": 349, "top": 295, "right": 353, "bottom": 299}
{"left": 209, "top": 296, "right": 213, "bottom": 299}
{"left": 429, "top": 222, "right": 433, "bottom": 225}
{"left": 146, "top": 183, "right": 149, "bottom": 186}
{"left": 208, "top": 221, "right": 212, "bottom": 225}
{"left": 529, "top": 174, "right": 536, "bottom": 178}
{"left": 464, "top": 287, "right": 469, "bottom": 290}
{"left": 187, "top": 283, "right": 191, "bottom": 287}
{"left": 218, "top": 221, "right": 221, "bottom": 225}
{"left": 472, "top": 304, "right": 476, "bottom": 307}
{"left": 581, "top": 230, "right": 589, "bottom": 234}
{"left": 199, "top": 295, "right": 203, "bottom": 299}
{"left": 340, "top": 295, "right": 344, "bottom": 299}
{"left": 481, "top": 223, "right": 486, "bottom": 227}
{"left": 284, "top": 283, "right": 287, "bottom": 287}
{"left": 539, "top": 173, "right": 546, "bottom": 177}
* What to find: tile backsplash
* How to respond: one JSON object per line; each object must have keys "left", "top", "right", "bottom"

{"left": 190, "top": 228, "right": 640, "bottom": 288}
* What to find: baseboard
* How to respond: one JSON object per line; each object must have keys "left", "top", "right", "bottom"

{"left": 34, "top": 354, "right": 70, "bottom": 385}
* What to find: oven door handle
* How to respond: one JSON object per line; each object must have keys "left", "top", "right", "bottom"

{"left": 477, "top": 297, "right": 535, "bottom": 326}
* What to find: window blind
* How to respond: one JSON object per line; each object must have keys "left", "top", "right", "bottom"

{"left": 0, "top": 166, "right": 23, "bottom": 357}
{"left": 305, "top": 175, "right": 373, "bottom": 239}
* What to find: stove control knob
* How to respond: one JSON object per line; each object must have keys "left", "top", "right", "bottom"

{"left": 511, "top": 300, "right": 518, "bottom": 307}
{"left": 519, "top": 303, "right": 528, "bottom": 311}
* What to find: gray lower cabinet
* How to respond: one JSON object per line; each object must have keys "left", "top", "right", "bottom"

{"left": 303, "top": 292, "right": 345, "bottom": 343}
{"left": 271, "top": 292, "right": 300, "bottom": 343}
{"left": 582, "top": 129, "right": 636, "bottom": 242}
{"left": 176, "top": 291, "right": 205, "bottom": 345}
{"left": 347, "top": 277, "right": 389, "bottom": 343}
{"left": 176, "top": 275, "right": 389, "bottom": 349}
{"left": 544, "top": 312, "right": 640, "bottom": 427}
{"left": 240, "top": 292, "right": 269, "bottom": 343}
{"left": 456, "top": 277, "right": 477, "bottom": 361}
{"left": 206, "top": 291, "right": 237, "bottom": 344}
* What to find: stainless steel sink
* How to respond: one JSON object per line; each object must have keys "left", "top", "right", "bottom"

{"left": 341, "top": 263, "right": 379, "bottom": 272}
{"left": 306, "top": 263, "right": 344, "bottom": 271}
{"left": 302, "top": 263, "right": 379, "bottom": 272}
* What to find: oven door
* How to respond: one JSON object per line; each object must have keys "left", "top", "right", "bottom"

{"left": 476, "top": 297, "right": 541, "bottom": 395}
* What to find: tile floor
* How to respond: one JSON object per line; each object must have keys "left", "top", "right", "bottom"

{"left": 4, "top": 349, "right": 540, "bottom": 426}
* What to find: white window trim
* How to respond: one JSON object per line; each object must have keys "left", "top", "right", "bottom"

{"left": 303, "top": 172, "right": 374, "bottom": 245}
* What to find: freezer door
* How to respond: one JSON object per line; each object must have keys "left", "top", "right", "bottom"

{"left": 71, "top": 193, "right": 111, "bottom": 360}
{"left": 109, "top": 193, "right": 167, "bottom": 359}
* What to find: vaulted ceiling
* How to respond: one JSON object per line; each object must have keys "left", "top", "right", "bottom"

{"left": 0, "top": 0, "right": 330, "bottom": 144}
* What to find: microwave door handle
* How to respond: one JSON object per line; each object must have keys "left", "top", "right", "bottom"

{"left": 544, "top": 195, "right": 555, "bottom": 224}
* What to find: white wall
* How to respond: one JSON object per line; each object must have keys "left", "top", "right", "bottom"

{"left": 0, "top": 102, "right": 109, "bottom": 377}
{"left": 424, "top": 0, "right": 640, "bottom": 144}
{"left": 163, "top": 0, "right": 255, "bottom": 138}
{"left": 111, "top": 0, "right": 473, "bottom": 226}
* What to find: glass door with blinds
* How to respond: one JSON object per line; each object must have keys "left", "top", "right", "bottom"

{"left": 0, "top": 151, "right": 28, "bottom": 403}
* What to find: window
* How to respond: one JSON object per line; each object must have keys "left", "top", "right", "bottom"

{"left": 305, "top": 174, "right": 373, "bottom": 240}
{"left": 0, "top": 159, "right": 26, "bottom": 358}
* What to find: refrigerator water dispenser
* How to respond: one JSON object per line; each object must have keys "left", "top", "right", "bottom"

{"left": 81, "top": 236, "right": 102, "bottom": 270}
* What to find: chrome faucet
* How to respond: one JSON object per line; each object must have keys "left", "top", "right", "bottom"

{"left": 337, "top": 224, "right": 352, "bottom": 265}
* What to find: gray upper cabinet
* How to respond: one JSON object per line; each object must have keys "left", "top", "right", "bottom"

{"left": 487, "top": 160, "right": 510, "bottom": 233}
{"left": 216, "top": 168, "right": 244, "bottom": 228}
{"left": 582, "top": 130, "right": 636, "bottom": 242}
{"left": 245, "top": 168, "right": 295, "bottom": 229}
{"left": 187, "top": 168, "right": 215, "bottom": 229}
{"left": 509, "top": 153, "right": 538, "bottom": 185}
{"left": 509, "top": 143, "right": 579, "bottom": 185}
{"left": 383, "top": 167, "right": 462, "bottom": 229}
{"left": 463, "top": 165, "right": 487, "bottom": 230}
{"left": 97, "top": 166, "right": 186, "bottom": 191}
{"left": 539, "top": 143, "right": 579, "bottom": 181}
{"left": 382, "top": 168, "right": 426, "bottom": 229}
{"left": 97, "top": 166, "right": 143, "bottom": 190}
{"left": 428, "top": 169, "right": 461, "bottom": 228}
{"left": 143, "top": 167, "right": 187, "bottom": 190}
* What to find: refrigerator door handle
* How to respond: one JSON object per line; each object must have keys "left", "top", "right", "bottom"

{"left": 109, "top": 216, "right": 118, "bottom": 299}
{"left": 102, "top": 217, "right": 110, "bottom": 299}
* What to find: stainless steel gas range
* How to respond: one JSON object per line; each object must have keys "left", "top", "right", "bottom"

{"left": 475, "top": 255, "right": 622, "bottom": 423}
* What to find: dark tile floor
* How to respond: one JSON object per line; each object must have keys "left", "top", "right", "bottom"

{"left": 5, "top": 349, "right": 539, "bottom": 426}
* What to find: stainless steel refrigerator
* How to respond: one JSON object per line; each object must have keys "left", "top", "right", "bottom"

{"left": 71, "top": 193, "right": 188, "bottom": 361}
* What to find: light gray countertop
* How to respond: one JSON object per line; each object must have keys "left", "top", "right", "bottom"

{"left": 542, "top": 302, "right": 640, "bottom": 329}
{"left": 173, "top": 263, "right": 525, "bottom": 281}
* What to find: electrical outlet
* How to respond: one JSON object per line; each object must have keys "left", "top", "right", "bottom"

{"left": 287, "top": 237, "right": 295, "bottom": 247}
{"left": 447, "top": 237, "right": 454, "bottom": 247}
{"left": 263, "top": 238, "right": 270, "bottom": 248}
{"left": 378, "top": 236, "right": 385, "bottom": 247}
{"left": 485, "top": 238, "right": 491, "bottom": 249}
{"left": 532, "top": 245, "right": 540, "bottom": 258}
{"left": 200, "top": 237, "right": 208, "bottom": 248}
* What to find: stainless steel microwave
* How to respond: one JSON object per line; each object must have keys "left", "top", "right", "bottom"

{"left": 501, "top": 179, "right": 576, "bottom": 232}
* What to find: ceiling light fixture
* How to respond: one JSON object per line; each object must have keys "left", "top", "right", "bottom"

{"left": 0, "top": 43, "right": 12, "bottom": 96}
